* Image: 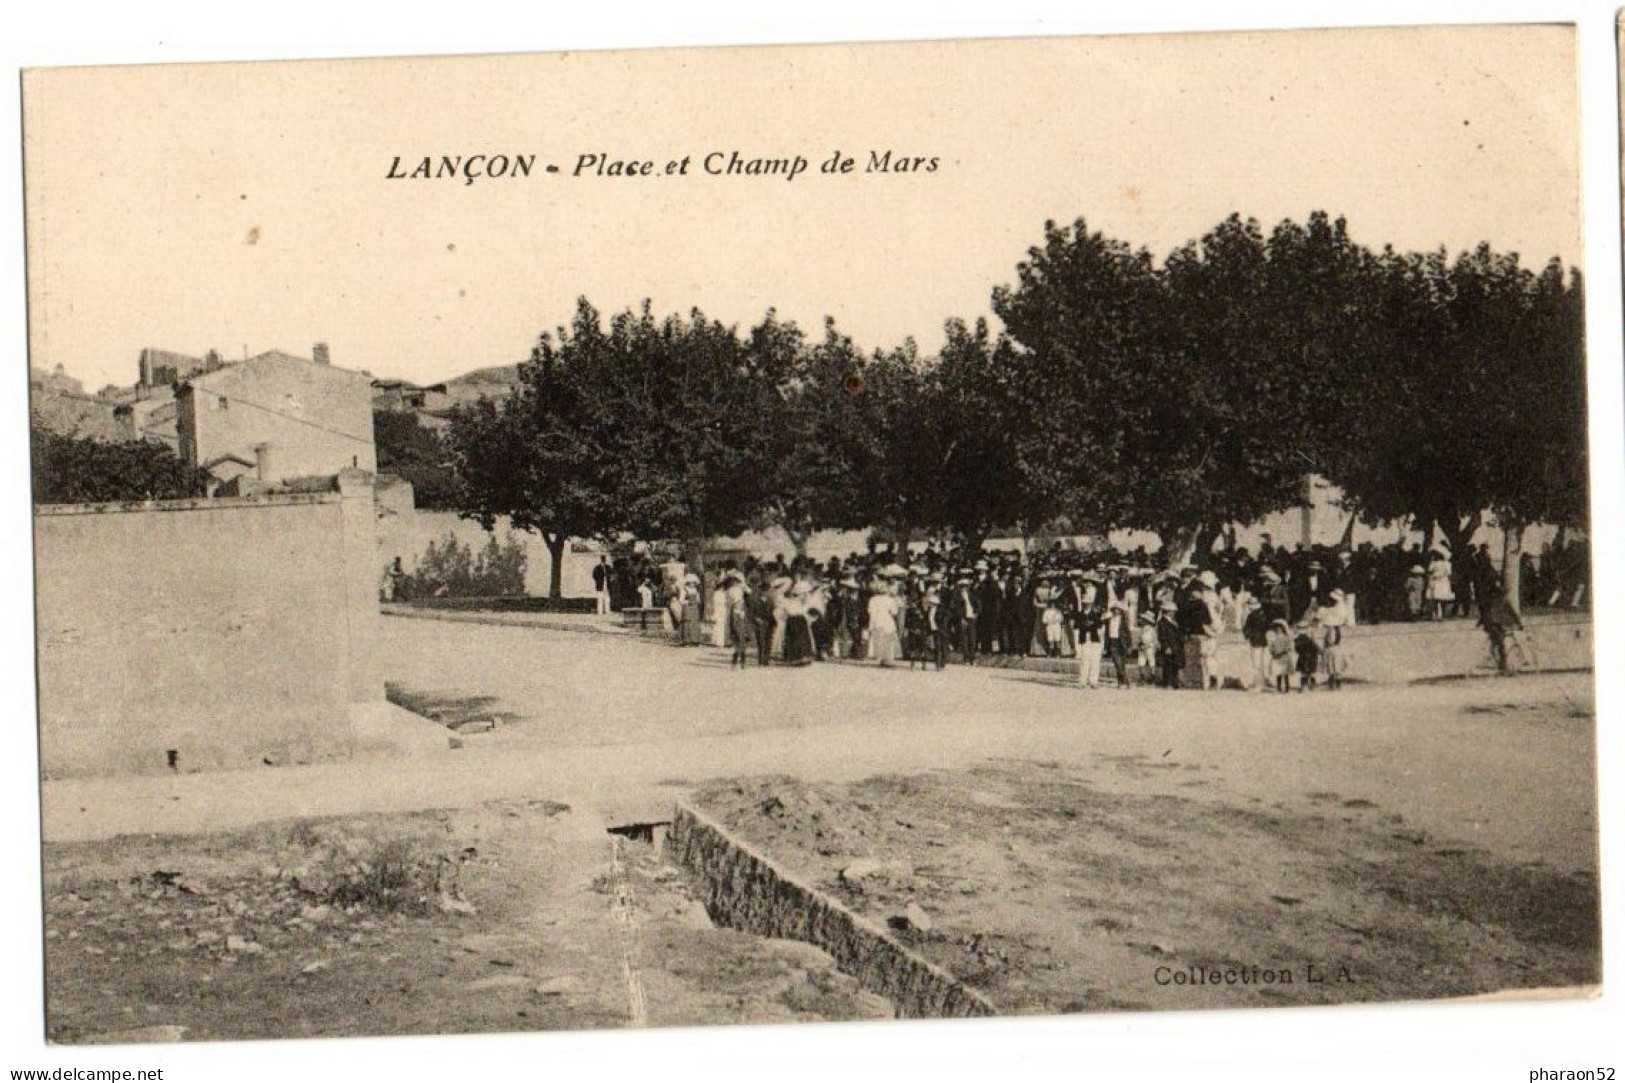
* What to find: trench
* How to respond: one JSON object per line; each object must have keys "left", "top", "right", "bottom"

{"left": 633, "top": 803, "right": 997, "bottom": 1020}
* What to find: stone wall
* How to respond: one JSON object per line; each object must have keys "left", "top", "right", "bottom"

{"left": 33, "top": 470, "right": 381, "bottom": 778}
{"left": 668, "top": 804, "right": 997, "bottom": 1019}
{"left": 1206, "top": 611, "right": 1592, "bottom": 687}
{"left": 375, "top": 508, "right": 598, "bottom": 599}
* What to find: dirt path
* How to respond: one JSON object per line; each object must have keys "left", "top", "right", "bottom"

{"left": 43, "top": 797, "right": 889, "bottom": 1042}
{"left": 43, "top": 621, "right": 1597, "bottom": 878}
{"left": 37, "top": 621, "right": 1597, "bottom": 1036}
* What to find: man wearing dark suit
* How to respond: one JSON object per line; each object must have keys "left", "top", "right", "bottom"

{"left": 950, "top": 575, "right": 979, "bottom": 665}
{"left": 975, "top": 562, "right": 1003, "bottom": 656}
{"left": 1004, "top": 568, "right": 1029, "bottom": 655}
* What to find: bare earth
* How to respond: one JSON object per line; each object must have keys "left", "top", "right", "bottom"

{"left": 690, "top": 761, "right": 1599, "bottom": 1014}
{"left": 40, "top": 616, "right": 1600, "bottom": 1038}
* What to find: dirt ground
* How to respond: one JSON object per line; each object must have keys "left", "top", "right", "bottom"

{"left": 37, "top": 620, "right": 1599, "bottom": 1036}
{"left": 690, "top": 754, "right": 1601, "bottom": 1015}
{"left": 42, "top": 798, "right": 888, "bottom": 1043}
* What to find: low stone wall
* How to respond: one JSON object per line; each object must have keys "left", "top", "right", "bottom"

{"left": 667, "top": 803, "right": 996, "bottom": 1020}
{"left": 1213, "top": 612, "right": 1592, "bottom": 686}
{"left": 402, "top": 595, "right": 597, "bottom": 614}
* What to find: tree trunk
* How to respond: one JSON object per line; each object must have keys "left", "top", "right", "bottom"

{"left": 1502, "top": 518, "right": 1524, "bottom": 616}
{"left": 1163, "top": 521, "right": 1217, "bottom": 569}
{"left": 1438, "top": 510, "right": 1482, "bottom": 561}
{"left": 1193, "top": 522, "right": 1223, "bottom": 562}
{"left": 786, "top": 527, "right": 811, "bottom": 560}
{"left": 1418, "top": 513, "right": 1437, "bottom": 555}
{"left": 681, "top": 536, "right": 709, "bottom": 575}
{"left": 543, "top": 532, "right": 566, "bottom": 599}
{"left": 1162, "top": 524, "right": 1199, "bottom": 570}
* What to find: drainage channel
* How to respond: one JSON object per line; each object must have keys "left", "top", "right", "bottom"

{"left": 609, "top": 807, "right": 996, "bottom": 1020}
{"left": 605, "top": 833, "right": 650, "bottom": 1027}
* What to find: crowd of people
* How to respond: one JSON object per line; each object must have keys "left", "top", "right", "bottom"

{"left": 584, "top": 530, "right": 1585, "bottom": 689}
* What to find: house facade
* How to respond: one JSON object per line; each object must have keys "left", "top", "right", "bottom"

{"left": 176, "top": 349, "right": 376, "bottom": 486}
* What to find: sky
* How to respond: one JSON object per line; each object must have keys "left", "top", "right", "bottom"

{"left": 22, "top": 24, "right": 1580, "bottom": 392}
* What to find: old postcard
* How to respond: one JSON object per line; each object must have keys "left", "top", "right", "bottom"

{"left": 21, "top": 24, "right": 1598, "bottom": 1045}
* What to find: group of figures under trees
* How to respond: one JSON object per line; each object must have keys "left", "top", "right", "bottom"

{"left": 443, "top": 210, "right": 1587, "bottom": 604}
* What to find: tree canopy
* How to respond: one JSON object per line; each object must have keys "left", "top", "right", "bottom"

{"left": 31, "top": 425, "right": 213, "bottom": 505}
{"left": 373, "top": 409, "right": 461, "bottom": 511}
{"left": 442, "top": 212, "right": 1586, "bottom": 599}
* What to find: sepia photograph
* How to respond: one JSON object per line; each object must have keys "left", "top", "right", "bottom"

{"left": 13, "top": 14, "right": 1609, "bottom": 1064}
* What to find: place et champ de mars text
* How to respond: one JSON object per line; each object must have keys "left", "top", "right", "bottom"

{"left": 385, "top": 149, "right": 940, "bottom": 186}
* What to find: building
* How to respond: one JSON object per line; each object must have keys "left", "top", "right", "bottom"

{"left": 137, "top": 346, "right": 227, "bottom": 389}
{"left": 29, "top": 363, "right": 84, "bottom": 397}
{"left": 113, "top": 384, "right": 181, "bottom": 448}
{"left": 176, "top": 346, "right": 377, "bottom": 488}
{"left": 30, "top": 389, "right": 125, "bottom": 441}
{"left": 371, "top": 377, "right": 452, "bottom": 415}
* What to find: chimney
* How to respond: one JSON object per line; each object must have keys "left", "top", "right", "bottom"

{"left": 312, "top": 342, "right": 331, "bottom": 366}
{"left": 254, "top": 442, "right": 278, "bottom": 482}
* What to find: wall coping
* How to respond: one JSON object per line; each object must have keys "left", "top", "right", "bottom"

{"left": 34, "top": 492, "right": 341, "bottom": 517}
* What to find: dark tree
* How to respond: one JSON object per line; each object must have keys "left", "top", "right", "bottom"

{"left": 31, "top": 424, "right": 213, "bottom": 505}
{"left": 444, "top": 312, "right": 623, "bottom": 597}
{"left": 449, "top": 298, "right": 794, "bottom": 584}
{"left": 1149, "top": 212, "right": 1374, "bottom": 558}
{"left": 373, "top": 409, "right": 460, "bottom": 511}
{"left": 1323, "top": 246, "right": 1587, "bottom": 609}
{"left": 922, "top": 317, "right": 1035, "bottom": 552}
{"left": 990, "top": 218, "right": 1179, "bottom": 552}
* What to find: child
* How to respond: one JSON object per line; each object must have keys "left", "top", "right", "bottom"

{"left": 1042, "top": 602, "right": 1066, "bottom": 658}
{"left": 1294, "top": 622, "right": 1321, "bottom": 692}
{"left": 1137, "top": 612, "right": 1159, "bottom": 685}
{"left": 1267, "top": 618, "right": 1295, "bottom": 693}
{"left": 1317, "top": 601, "right": 1347, "bottom": 691}
{"left": 1156, "top": 600, "right": 1184, "bottom": 689}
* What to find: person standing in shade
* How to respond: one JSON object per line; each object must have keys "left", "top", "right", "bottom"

{"left": 678, "top": 573, "right": 706, "bottom": 646}
{"left": 780, "top": 582, "right": 816, "bottom": 666}
{"left": 724, "top": 573, "right": 755, "bottom": 668}
{"left": 1242, "top": 595, "right": 1270, "bottom": 691}
{"left": 1293, "top": 622, "right": 1321, "bottom": 691}
{"left": 867, "top": 577, "right": 903, "bottom": 667}
{"left": 1267, "top": 618, "right": 1295, "bottom": 692}
{"left": 591, "top": 556, "right": 611, "bottom": 615}
{"left": 1478, "top": 583, "right": 1526, "bottom": 675}
{"left": 975, "top": 561, "right": 1003, "bottom": 656}
{"left": 1103, "top": 600, "right": 1134, "bottom": 688}
{"left": 925, "top": 576, "right": 949, "bottom": 671}
{"left": 1071, "top": 591, "right": 1106, "bottom": 689}
{"left": 749, "top": 572, "right": 776, "bottom": 667}
{"left": 709, "top": 566, "right": 729, "bottom": 647}
{"left": 1156, "top": 599, "right": 1184, "bottom": 689}
{"left": 951, "top": 574, "right": 979, "bottom": 665}
{"left": 1427, "top": 549, "right": 1455, "bottom": 621}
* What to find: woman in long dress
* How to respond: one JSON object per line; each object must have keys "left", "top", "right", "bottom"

{"left": 710, "top": 573, "right": 729, "bottom": 648}
{"left": 781, "top": 586, "right": 816, "bottom": 666}
{"left": 679, "top": 573, "right": 706, "bottom": 645}
{"left": 867, "top": 581, "right": 902, "bottom": 667}
{"left": 1426, "top": 549, "right": 1454, "bottom": 622}
{"left": 1317, "top": 589, "right": 1350, "bottom": 690}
